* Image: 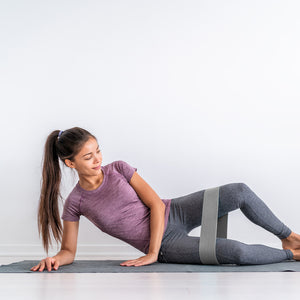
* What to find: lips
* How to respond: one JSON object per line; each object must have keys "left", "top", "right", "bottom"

{"left": 93, "top": 165, "right": 101, "bottom": 170}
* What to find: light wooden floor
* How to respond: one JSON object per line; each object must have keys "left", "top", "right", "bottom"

{"left": 1, "top": 256, "right": 299, "bottom": 300}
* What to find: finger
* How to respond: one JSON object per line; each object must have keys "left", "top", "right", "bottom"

{"left": 120, "top": 259, "right": 138, "bottom": 266}
{"left": 30, "top": 264, "right": 40, "bottom": 271}
{"left": 45, "top": 258, "right": 52, "bottom": 271}
{"left": 53, "top": 260, "right": 59, "bottom": 271}
{"left": 39, "top": 261, "right": 45, "bottom": 272}
{"left": 120, "top": 261, "right": 137, "bottom": 266}
{"left": 120, "top": 255, "right": 144, "bottom": 264}
{"left": 134, "top": 261, "right": 148, "bottom": 267}
{"left": 122, "top": 258, "right": 141, "bottom": 265}
{"left": 30, "top": 264, "right": 38, "bottom": 271}
{"left": 120, "top": 261, "right": 134, "bottom": 266}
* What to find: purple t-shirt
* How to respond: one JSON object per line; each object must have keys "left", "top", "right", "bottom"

{"left": 61, "top": 160, "right": 172, "bottom": 254}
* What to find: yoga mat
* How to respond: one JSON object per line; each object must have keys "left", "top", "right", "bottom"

{"left": 1, "top": 260, "right": 300, "bottom": 273}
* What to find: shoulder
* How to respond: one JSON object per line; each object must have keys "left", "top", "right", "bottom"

{"left": 107, "top": 160, "right": 137, "bottom": 182}
{"left": 62, "top": 185, "right": 82, "bottom": 221}
{"left": 113, "top": 160, "right": 133, "bottom": 169}
{"left": 64, "top": 184, "right": 81, "bottom": 206}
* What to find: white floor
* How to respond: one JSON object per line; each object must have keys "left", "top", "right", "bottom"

{"left": 1, "top": 256, "right": 299, "bottom": 300}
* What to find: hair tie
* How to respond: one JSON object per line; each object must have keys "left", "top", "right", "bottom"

{"left": 58, "top": 130, "right": 64, "bottom": 139}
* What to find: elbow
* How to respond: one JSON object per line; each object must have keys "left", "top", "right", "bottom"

{"left": 151, "top": 202, "right": 166, "bottom": 212}
{"left": 159, "top": 200, "right": 166, "bottom": 212}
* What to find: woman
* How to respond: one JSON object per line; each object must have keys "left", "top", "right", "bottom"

{"left": 31, "top": 127, "right": 300, "bottom": 272}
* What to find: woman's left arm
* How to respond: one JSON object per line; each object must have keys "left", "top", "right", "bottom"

{"left": 120, "top": 171, "right": 166, "bottom": 267}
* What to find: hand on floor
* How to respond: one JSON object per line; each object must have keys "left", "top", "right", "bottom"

{"left": 120, "top": 253, "right": 158, "bottom": 267}
{"left": 30, "top": 257, "right": 60, "bottom": 272}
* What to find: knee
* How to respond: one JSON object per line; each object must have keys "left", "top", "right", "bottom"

{"left": 236, "top": 183, "right": 253, "bottom": 204}
{"left": 233, "top": 245, "right": 248, "bottom": 265}
{"left": 222, "top": 182, "right": 250, "bottom": 194}
{"left": 235, "top": 182, "right": 250, "bottom": 193}
{"left": 222, "top": 182, "right": 251, "bottom": 205}
{"left": 216, "top": 239, "right": 249, "bottom": 265}
{"left": 223, "top": 240, "right": 250, "bottom": 265}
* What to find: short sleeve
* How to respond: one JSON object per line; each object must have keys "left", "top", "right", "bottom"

{"left": 115, "top": 160, "right": 137, "bottom": 182}
{"left": 61, "top": 195, "right": 81, "bottom": 222}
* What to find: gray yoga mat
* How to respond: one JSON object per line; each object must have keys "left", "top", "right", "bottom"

{"left": 1, "top": 260, "right": 300, "bottom": 273}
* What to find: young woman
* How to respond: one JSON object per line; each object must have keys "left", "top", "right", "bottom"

{"left": 31, "top": 127, "right": 300, "bottom": 272}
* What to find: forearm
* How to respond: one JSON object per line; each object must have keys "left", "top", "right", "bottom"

{"left": 148, "top": 204, "right": 166, "bottom": 256}
{"left": 53, "top": 249, "right": 75, "bottom": 266}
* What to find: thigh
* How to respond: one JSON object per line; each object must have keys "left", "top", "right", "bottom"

{"left": 169, "top": 183, "right": 243, "bottom": 233}
{"left": 168, "top": 189, "right": 205, "bottom": 233}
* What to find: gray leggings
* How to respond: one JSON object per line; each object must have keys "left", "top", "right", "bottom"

{"left": 158, "top": 183, "right": 294, "bottom": 265}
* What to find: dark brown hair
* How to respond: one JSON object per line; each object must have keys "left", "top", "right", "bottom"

{"left": 38, "top": 127, "right": 96, "bottom": 254}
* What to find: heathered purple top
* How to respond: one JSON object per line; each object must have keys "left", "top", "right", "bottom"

{"left": 61, "top": 160, "right": 172, "bottom": 254}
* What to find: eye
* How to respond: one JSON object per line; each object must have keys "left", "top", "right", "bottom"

{"left": 97, "top": 149, "right": 101, "bottom": 153}
{"left": 85, "top": 156, "right": 92, "bottom": 160}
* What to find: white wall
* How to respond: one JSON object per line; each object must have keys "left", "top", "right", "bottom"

{"left": 1, "top": 0, "right": 300, "bottom": 257}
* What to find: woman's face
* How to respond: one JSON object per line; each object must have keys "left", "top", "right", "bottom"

{"left": 65, "top": 137, "right": 103, "bottom": 177}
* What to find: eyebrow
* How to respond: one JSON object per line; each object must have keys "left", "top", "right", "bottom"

{"left": 82, "top": 145, "right": 99, "bottom": 157}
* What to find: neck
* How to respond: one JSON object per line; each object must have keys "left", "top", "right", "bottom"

{"left": 79, "top": 170, "right": 104, "bottom": 191}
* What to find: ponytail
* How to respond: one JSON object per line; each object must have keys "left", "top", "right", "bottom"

{"left": 38, "top": 130, "right": 63, "bottom": 254}
{"left": 37, "top": 127, "right": 96, "bottom": 254}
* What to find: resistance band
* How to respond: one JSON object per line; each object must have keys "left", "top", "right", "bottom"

{"left": 199, "top": 186, "right": 228, "bottom": 264}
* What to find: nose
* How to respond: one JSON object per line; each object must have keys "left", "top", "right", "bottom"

{"left": 94, "top": 152, "right": 101, "bottom": 164}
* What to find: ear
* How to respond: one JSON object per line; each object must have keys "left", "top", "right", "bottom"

{"left": 65, "top": 159, "right": 75, "bottom": 169}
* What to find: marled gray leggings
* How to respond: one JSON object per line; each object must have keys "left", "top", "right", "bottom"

{"left": 158, "top": 183, "right": 294, "bottom": 265}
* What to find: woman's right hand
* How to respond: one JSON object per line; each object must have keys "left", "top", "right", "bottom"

{"left": 30, "top": 257, "right": 60, "bottom": 272}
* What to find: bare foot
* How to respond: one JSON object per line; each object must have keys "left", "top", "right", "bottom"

{"left": 281, "top": 231, "right": 300, "bottom": 250}
{"left": 289, "top": 249, "right": 300, "bottom": 261}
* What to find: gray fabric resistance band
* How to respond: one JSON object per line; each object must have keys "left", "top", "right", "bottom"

{"left": 199, "top": 186, "right": 228, "bottom": 265}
